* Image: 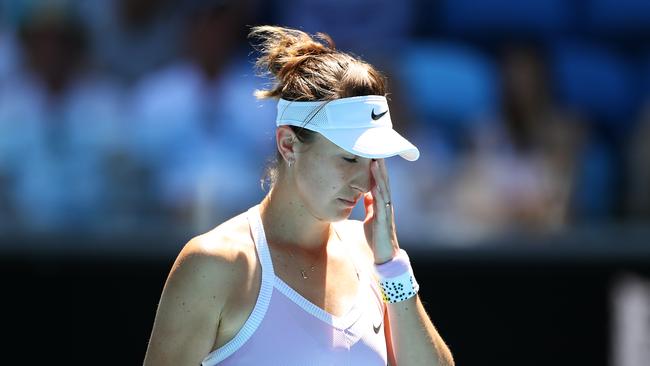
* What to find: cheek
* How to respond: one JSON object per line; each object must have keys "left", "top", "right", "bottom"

{"left": 300, "top": 157, "right": 348, "bottom": 196}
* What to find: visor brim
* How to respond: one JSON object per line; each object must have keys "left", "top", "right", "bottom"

{"left": 319, "top": 126, "right": 420, "bottom": 161}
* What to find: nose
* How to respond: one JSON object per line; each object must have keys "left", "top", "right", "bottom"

{"left": 350, "top": 159, "right": 373, "bottom": 194}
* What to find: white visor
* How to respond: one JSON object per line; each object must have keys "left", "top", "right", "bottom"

{"left": 276, "top": 96, "right": 420, "bottom": 161}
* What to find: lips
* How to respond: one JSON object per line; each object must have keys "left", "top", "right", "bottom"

{"left": 338, "top": 197, "right": 358, "bottom": 207}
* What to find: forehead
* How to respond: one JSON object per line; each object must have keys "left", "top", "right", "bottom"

{"left": 309, "top": 133, "right": 349, "bottom": 156}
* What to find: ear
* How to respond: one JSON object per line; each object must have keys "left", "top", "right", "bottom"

{"left": 276, "top": 126, "right": 298, "bottom": 164}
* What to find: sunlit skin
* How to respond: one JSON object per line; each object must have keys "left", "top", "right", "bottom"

{"left": 143, "top": 125, "right": 455, "bottom": 366}
{"left": 144, "top": 23, "right": 455, "bottom": 365}
{"left": 261, "top": 126, "right": 399, "bottom": 264}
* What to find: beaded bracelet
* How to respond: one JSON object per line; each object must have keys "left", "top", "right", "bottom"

{"left": 374, "top": 249, "right": 420, "bottom": 303}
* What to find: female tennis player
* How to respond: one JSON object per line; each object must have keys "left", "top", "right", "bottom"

{"left": 143, "top": 26, "right": 454, "bottom": 366}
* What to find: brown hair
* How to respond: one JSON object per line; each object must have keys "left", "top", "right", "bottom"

{"left": 249, "top": 26, "right": 387, "bottom": 188}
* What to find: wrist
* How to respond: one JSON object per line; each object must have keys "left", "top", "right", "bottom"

{"left": 373, "top": 247, "right": 399, "bottom": 265}
{"left": 374, "top": 249, "right": 420, "bottom": 303}
{"left": 373, "top": 238, "right": 400, "bottom": 264}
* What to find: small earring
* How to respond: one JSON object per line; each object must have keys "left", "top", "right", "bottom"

{"left": 288, "top": 159, "right": 294, "bottom": 168}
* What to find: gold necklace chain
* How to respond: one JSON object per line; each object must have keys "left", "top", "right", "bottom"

{"left": 285, "top": 226, "right": 341, "bottom": 280}
{"left": 287, "top": 248, "right": 326, "bottom": 279}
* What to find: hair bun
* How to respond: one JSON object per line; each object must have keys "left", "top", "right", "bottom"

{"left": 249, "top": 26, "right": 336, "bottom": 95}
{"left": 249, "top": 25, "right": 385, "bottom": 102}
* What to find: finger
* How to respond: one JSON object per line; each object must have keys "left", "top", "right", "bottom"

{"left": 378, "top": 159, "right": 391, "bottom": 196}
{"left": 370, "top": 178, "right": 389, "bottom": 222}
{"left": 371, "top": 160, "right": 390, "bottom": 204}
{"left": 369, "top": 163, "right": 383, "bottom": 202}
{"left": 363, "top": 191, "right": 374, "bottom": 219}
{"left": 375, "top": 159, "right": 391, "bottom": 201}
{"left": 369, "top": 165, "right": 377, "bottom": 193}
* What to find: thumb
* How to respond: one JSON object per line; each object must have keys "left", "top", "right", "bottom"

{"left": 363, "top": 192, "right": 374, "bottom": 221}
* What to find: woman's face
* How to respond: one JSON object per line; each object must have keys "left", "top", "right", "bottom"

{"left": 292, "top": 134, "right": 374, "bottom": 222}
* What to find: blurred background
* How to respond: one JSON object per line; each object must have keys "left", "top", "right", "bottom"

{"left": 1, "top": 0, "right": 649, "bottom": 365}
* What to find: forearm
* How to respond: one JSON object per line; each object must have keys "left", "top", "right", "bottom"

{"left": 386, "top": 295, "right": 454, "bottom": 366}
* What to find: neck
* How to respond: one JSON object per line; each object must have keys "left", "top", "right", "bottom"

{"left": 259, "top": 183, "right": 332, "bottom": 253}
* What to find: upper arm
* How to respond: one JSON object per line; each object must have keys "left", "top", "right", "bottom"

{"left": 143, "top": 237, "right": 238, "bottom": 366}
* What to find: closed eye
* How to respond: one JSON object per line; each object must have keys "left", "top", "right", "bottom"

{"left": 342, "top": 157, "right": 358, "bottom": 163}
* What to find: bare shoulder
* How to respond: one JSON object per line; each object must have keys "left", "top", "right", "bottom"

{"left": 174, "top": 212, "right": 256, "bottom": 291}
{"left": 144, "top": 212, "right": 256, "bottom": 366}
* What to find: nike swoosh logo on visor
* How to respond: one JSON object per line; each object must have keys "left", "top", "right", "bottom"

{"left": 371, "top": 109, "right": 388, "bottom": 120}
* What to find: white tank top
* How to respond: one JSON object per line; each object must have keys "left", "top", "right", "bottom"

{"left": 201, "top": 205, "right": 388, "bottom": 365}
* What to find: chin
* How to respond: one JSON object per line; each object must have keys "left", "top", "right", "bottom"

{"left": 309, "top": 199, "right": 355, "bottom": 222}
{"left": 330, "top": 212, "right": 352, "bottom": 222}
{"left": 311, "top": 206, "right": 349, "bottom": 223}
{"left": 331, "top": 204, "right": 355, "bottom": 222}
{"left": 315, "top": 210, "right": 348, "bottom": 223}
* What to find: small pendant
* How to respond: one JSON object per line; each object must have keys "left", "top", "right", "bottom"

{"left": 301, "top": 269, "right": 308, "bottom": 279}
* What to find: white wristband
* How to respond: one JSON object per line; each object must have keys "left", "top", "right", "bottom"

{"left": 374, "top": 249, "right": 420, "bottom": 303}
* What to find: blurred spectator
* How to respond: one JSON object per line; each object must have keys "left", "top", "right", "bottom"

{"left": 127, "top": 0, "right": 274, "bottom": 232}
{"left": 0, "top": 0, "right": 648, "bottom": 241}
{"left": 386, "top": 43, "right": 583, "bottom": 246}
{"left": 444, "top": 45, "right": 583, "bottom": 240}
{"left": 0, "top": 25, "right": 20, "bottom": 226}
{"left": 495, "top": 45, "right": 582, "bottom": 229}
{"left": 385, "top": 41, "right": 504, "bottom": 245}
{"left": 78, "top": 0, "right": 182, "bottom": 83}
{"left": 0, "top": 25, "right": 20, "bottom": 82}
{"left": 550, "top": 41, "right": 640, "bottom": 220}
{"left": 0, "top": 3, "right": 128, "bottom": 232}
